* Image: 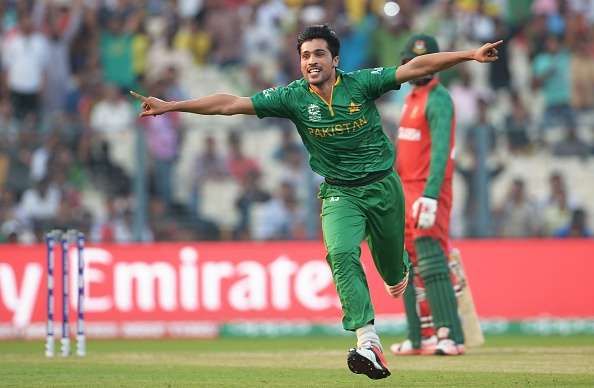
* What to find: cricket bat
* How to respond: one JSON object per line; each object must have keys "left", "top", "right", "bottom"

{"left": 448, "top": 248, "right": 485, "bottom": 347}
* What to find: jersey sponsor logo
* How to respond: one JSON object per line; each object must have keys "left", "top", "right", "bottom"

{"left": 307, "top": 117, "right": 369, "bottom": 138}
{"left": 348, "top": 101, "right": 361, "bottom": 114}
{"left": 328, "top": 196, "right": 340, "bottom": 202}
{"left": 308, "top": 104, "right": 323, "bottom": 122}
{"left": 398, "top": 126, "right": 422, "bottom": 141}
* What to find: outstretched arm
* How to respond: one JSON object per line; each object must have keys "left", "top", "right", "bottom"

{"left": 396, "top": 40, "right": 503, "bottom": 84}
{"left": 130, "top": 92, "right": 256, "bottom": 117}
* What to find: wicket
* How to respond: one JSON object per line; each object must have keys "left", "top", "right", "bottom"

{"left": 45, "top": 229, "right": 86, "bottom": 357}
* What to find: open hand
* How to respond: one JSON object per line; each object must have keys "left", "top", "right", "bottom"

{"left": 472, "top": 40, "right": 503, "bottom": 63}
{"left": 130, "top": 91, "right": 172, "bottom": 117}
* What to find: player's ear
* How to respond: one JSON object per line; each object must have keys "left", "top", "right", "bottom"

{"left": 333, "top": 55, "right": 340, "bottom": 68}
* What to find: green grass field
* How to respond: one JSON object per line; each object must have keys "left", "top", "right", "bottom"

{"left": 2, "top": 335, "right": 594, "bottom": 387}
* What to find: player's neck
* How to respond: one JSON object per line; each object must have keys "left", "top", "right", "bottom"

{"left": 310, "top": 71, "right": 337, "bottom": 102}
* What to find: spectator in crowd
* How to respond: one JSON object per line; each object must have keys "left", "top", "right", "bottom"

{"left": 418, "top": 0, "right": 459, "bottom": 53}
{"left": 189, "top": 134, "right": 229, "bottom": 216}
{"left": 525, "top": 13, "right": 550, "bottom": 59}
{"left": 372, "top": 15, "right": 411, "bottom": 68}
{"left": 552, "top": 126, "right": 590, "bottom": 159}
{"left": 487, "top": 18, "right": 512, "bottom": 91}
{"left": 495, "top": 178, "right": 541, "bottom": 237}
{"left": 16, "top": 175, "right": 61, "bottom": 228}
{"left": 160, "top": 66, "right": 189, "bottom": 102}
{"left": 554, "top": 208, "right": 592, "bottom": 238}
{"left": 532, "top": 34, "right": 575, "bottom": 137}
{"left": 463, "top": 0, "right": 497, "bottom": 44}
{"left": 0, "top": 189, "right": 21, "bottom": 243}
{"left": 49, "top": 143, "right": 86, "bottom": 204}
{"left": 141, "top": 80, "right": 183, "bottom": 206}
{"left": 335, "top": 9, "right": 376, "bottom": 72}
{"left": 0, "top": 100, "right": 18, "bottom": 136}
{"left": 251, "top": 181, "right": 306, "bottom": 241}
{"left": 131, "top": 18, "right": 149, "bottom": 80}
{"left": 449, "top": 68, "right": 482, "bottom": 143}
{"left": 226, "top": 130, "right": 260, "bottom": 184}
{"left": 502, "top": 91, "right": 532, "bottom": 153}
{"left": 5, "top": 143, "right": 33, "bottom": 201}
{"left": 91, "top": 197, "right": 134, "bottom": 243}
{"left": 0, "top": 134, "right": 10, "bottom": 188}
{"left": 146, "top": 24, "right": 194, "bottom": 83}
{"left": 30, "top": 131, "right": 60, "bottom": 182}
{"left": 456, "top": 128, "right": 505, "bottom": 237}
{"left": 234, "top": 169, "right": 271, "bottom": 240}
{"left": 38, "top": 0, "right": 83, "bottom": 116}
{"left": 273, "top": 127, "right": 303, "bottom": 162}
{"left": 505, "top": 0, "right": 533, "bottom": 33}
{"left": 90, "top": 83, "right": 135, "bottom": 135}
{"left": 89, "top": 83, "right": 136, "bottom": 171}
{"left": 241, "top": 2, "right": 285, "bottom": 88}
{"left": 99, "top": 13, "right": 136, "bottom": 90}
{"left": 539, "top": 171, "right": 576, "bottom": 235}
{"left": 541, "top": 183, "right": 573, "bottom": 237}
{"left": 69, "top": 5, "right": 100, "bottom": 77}
{"left": 570, "top": 38, "right": 594, "bottom": 112}
{"left": 469, "top": 96, "right": 498, "bottom": 153}
{"left": 1, "top": 11, "right": 49, "bottom": 122}
{"left": 148, "top": 196, "right": 178, "bottom": 241}
{"left": 174, "top": 17, "right": 212, "bottom": 66}
{"left": 204, "top": 2, "right": 243, "bottom": 66}
{"left": 277, "top": 143, "right": 322, "bottom": 207}
{"left": 87, "top": 140, "right": 131, "bottom": 197}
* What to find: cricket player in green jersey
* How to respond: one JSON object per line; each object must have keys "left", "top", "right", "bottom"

{"left": 131, "top": 25, "right": 501, "bottom": 380}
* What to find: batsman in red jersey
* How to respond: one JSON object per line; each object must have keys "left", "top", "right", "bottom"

{"left": 391, "top": 34, "right": 464, "bottom": 356}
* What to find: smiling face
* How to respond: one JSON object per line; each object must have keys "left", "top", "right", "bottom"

{"left": 299, "top": 39, "right": 339, "bottom": 87}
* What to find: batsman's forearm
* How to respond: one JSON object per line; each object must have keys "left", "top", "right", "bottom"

{"left": 167, "top": 94, "right": 242, "bottom": 115}
{"left": 409, "top": 50, "right": 475, "bottom": 78}
{"left": 424, "top": 90, "right": 454, "bottom": 198}
{"left": 425, "top": 134, "right": 450, "bottom": 199}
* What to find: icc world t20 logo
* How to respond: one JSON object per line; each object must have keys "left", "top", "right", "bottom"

{"left": 308, "top": 104, "right": 322, "bottom": 122}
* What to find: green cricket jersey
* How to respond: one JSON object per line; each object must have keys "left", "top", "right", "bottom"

{"left": 251, "top": 67, "right": 400, "bottom": 181}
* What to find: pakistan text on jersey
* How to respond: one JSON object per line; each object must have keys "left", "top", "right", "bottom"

{"left": 308, "top": 117, "right": 369, "bottom": 138}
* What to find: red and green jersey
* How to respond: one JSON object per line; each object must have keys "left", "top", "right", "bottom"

{"left": 251, "top": 67, "right": 400, "bottom": 181}
{"left": 396, "top": 77, "right": 455, "bottom": 198}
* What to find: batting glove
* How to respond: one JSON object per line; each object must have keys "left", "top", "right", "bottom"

{"left": 412, "top": 196, "right": 438, "bottom": 229}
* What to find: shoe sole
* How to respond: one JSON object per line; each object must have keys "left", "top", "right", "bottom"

{"left": 347, "top": 349, "right": 391, "bottom": 380}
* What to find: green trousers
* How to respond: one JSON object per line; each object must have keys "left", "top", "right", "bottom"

{"left": 320, "top": 171, "right": 410, "bottom": 331}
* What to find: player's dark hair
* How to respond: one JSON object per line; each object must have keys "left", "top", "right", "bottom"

{"left": 297, "top": 24, "right": 340, "bottom": 58}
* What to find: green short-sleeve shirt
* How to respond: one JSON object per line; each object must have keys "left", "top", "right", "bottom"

{"left": 251, "top": 67, "right": 400, "bottom": 181}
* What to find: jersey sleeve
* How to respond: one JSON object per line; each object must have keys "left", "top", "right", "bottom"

{"left": 424, "top": 87, "right": 454, "bottom": 199}
{"left": 250, "top": 86, "right": 294, "bottom": 119}
{"left": 353, "top": 66, "right": 401, "bottom": 100}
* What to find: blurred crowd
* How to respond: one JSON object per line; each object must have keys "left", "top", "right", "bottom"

{"left": 0, "top": 0, "right": 592, "bottom": 244}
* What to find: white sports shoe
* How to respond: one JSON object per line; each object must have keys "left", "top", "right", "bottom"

{"left": 435, "top": 338, "right": 465, "bottom": 355}
{"left": 390, "top": 335, "right": 437, "bottom": 356}
{"left": 347, "top": 344, "right": 391, "bottom": 380}
{"left": 434, "top": 328, "right": 465, "bottom": 356}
